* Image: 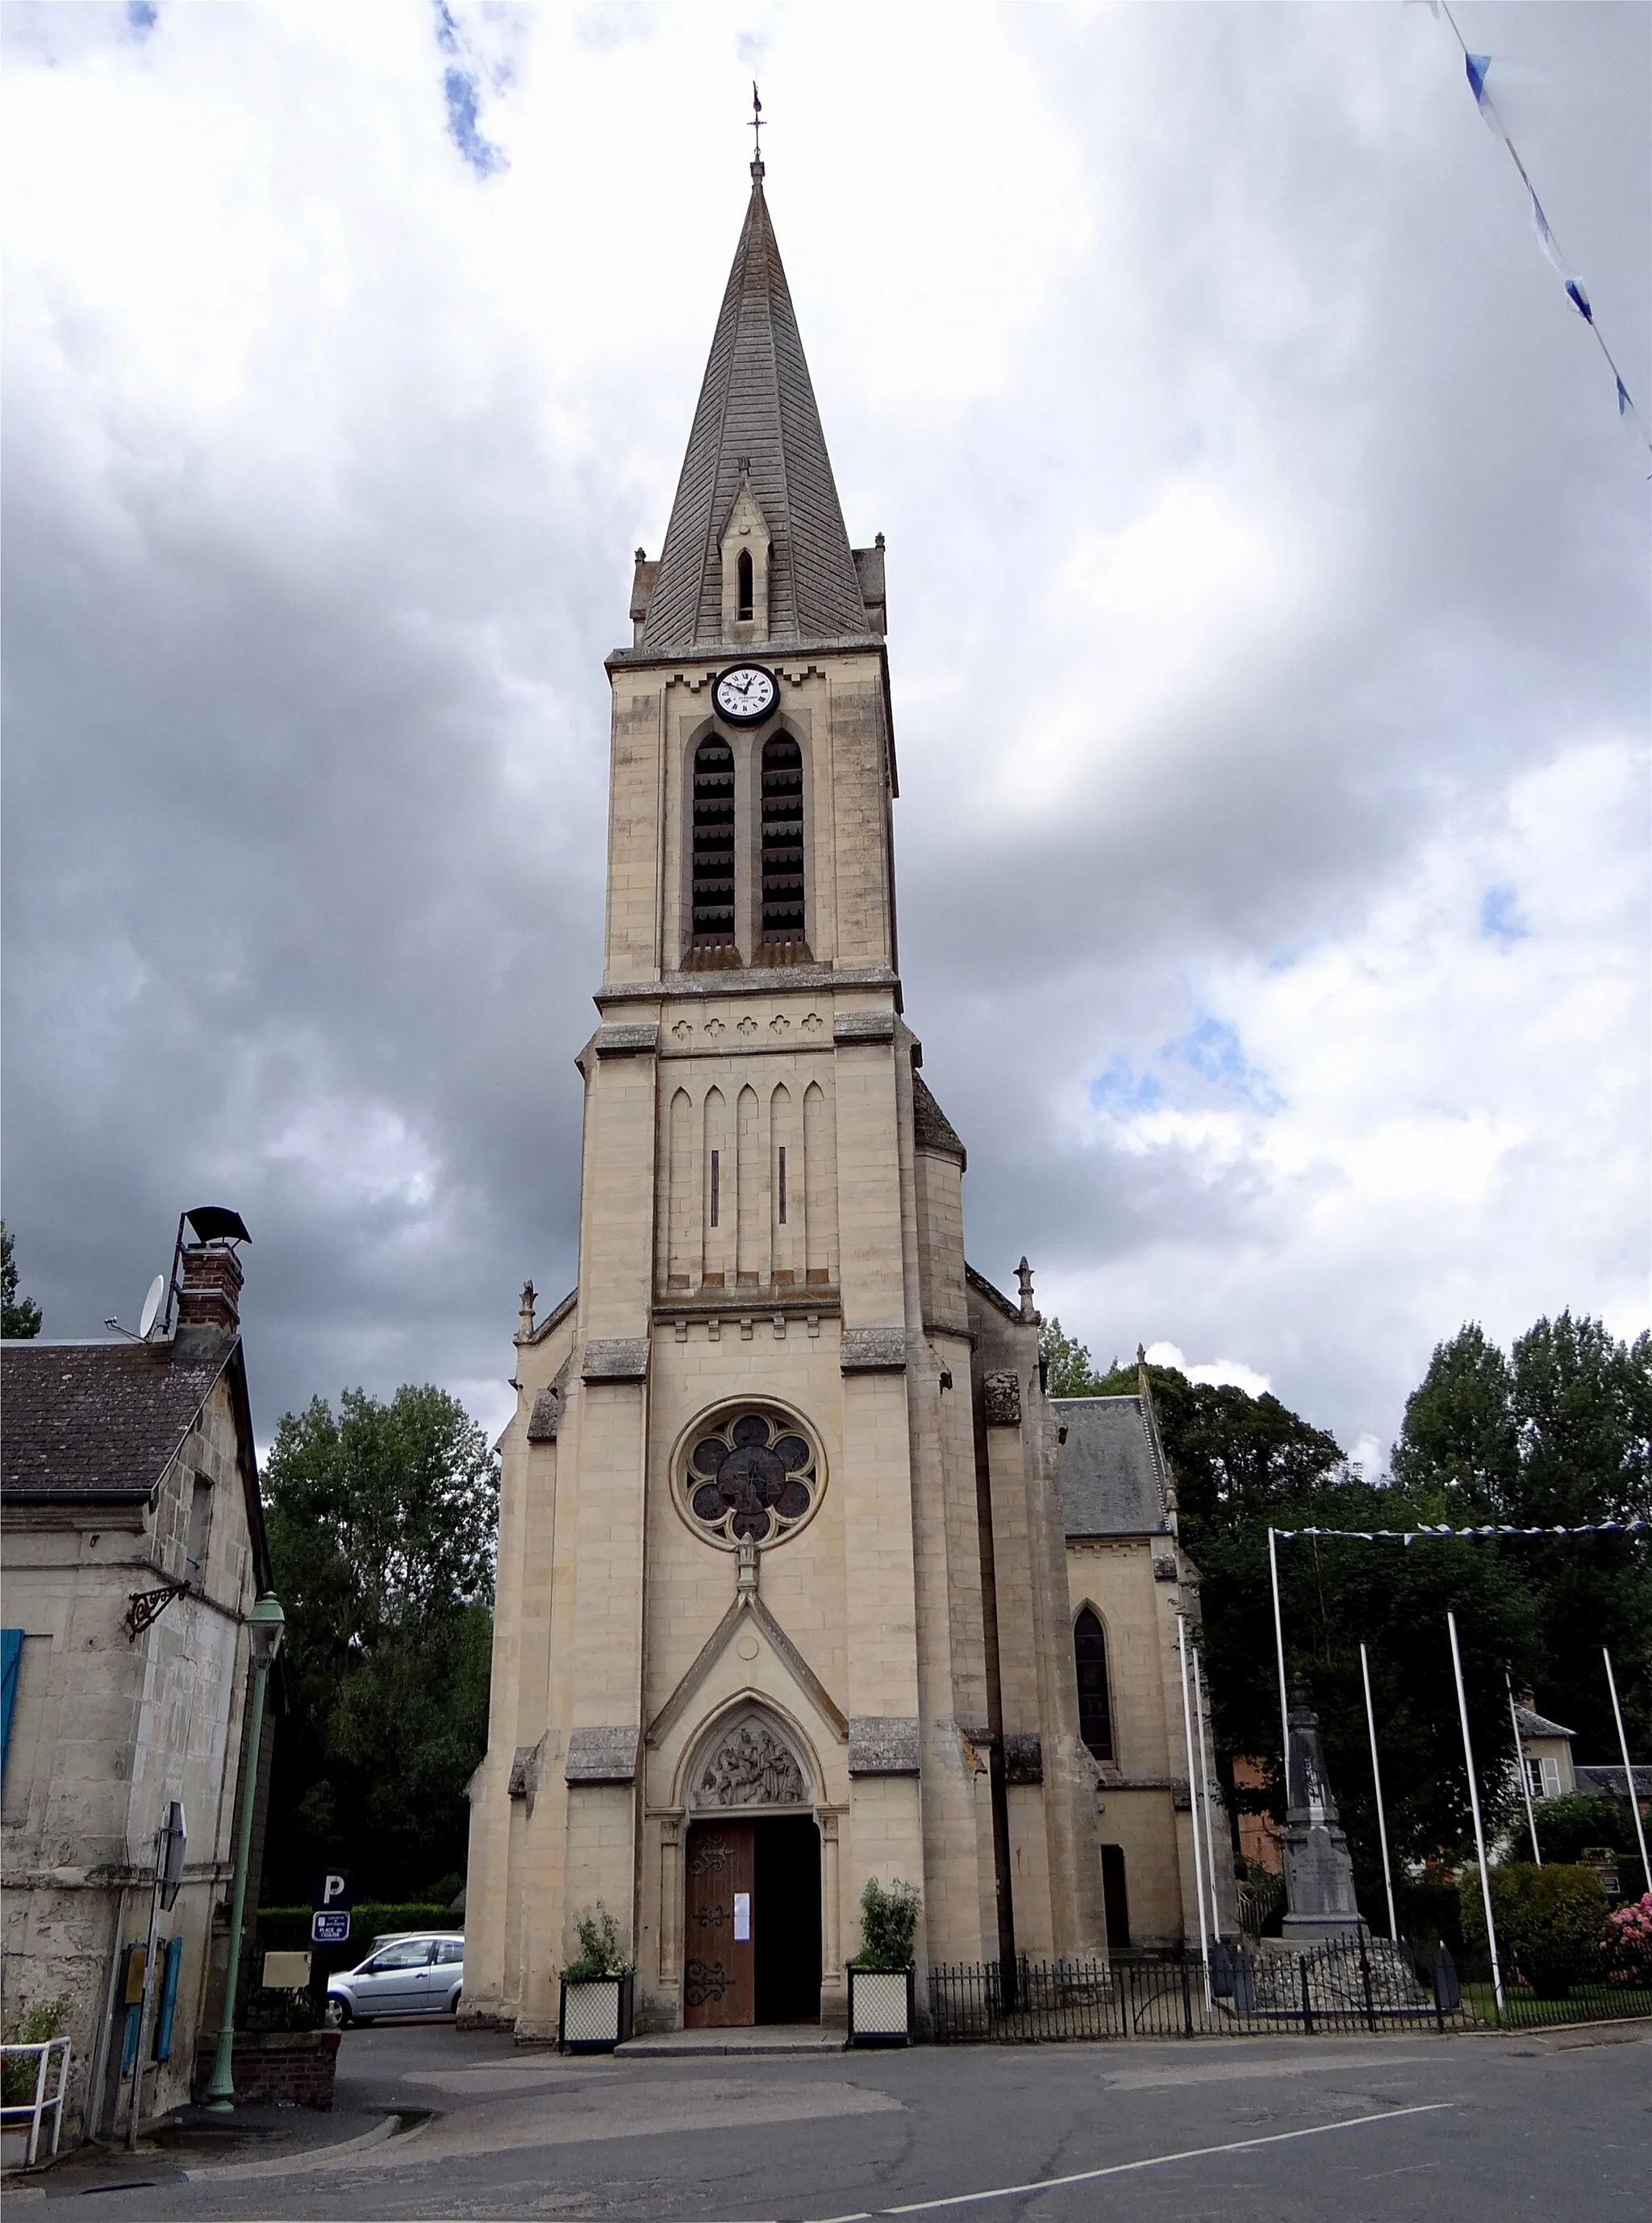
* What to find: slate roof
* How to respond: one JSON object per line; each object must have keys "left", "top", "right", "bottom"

{"left": 1055, "top": 1395, "right": 1172, "bottom": 1537}
{"left": 1575, "top": 1763, "right": 1652, "bottom": 1800}
{"left": 641, "top": 170, "right": 869, "bottom": 653}
{"left": 965, "top": 1264, "right": 1022, "bottom": 1325}
{"left": 912, "top": 1074, "right": 966, "bottom": 1169}
{"left": 1, "top": 1329, "right": 236, "bottom": 1505}
{"left": 1514, "top": 1705, "right": 1575, "bottom": 1742}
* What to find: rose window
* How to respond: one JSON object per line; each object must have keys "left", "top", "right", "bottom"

{"left": 680, "top": 1410, "right": 821, "bottom": 1547}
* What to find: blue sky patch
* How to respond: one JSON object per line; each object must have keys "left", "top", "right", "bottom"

{"left": 434, "top": 3, "right": 507, "bottom": 178}
{"left": 127, "top": 1, "right": 156, "bottom": 34}
{"left": 1168, "top": 1015, "right": 1284, "bottom": 1112}
{"left": 443, "top": 67, "right": 506, "bottom": 177}
{"left": 1089, "top": 1056, "right": 1166, "bottom": 1118}
{"left": 1479, "top": 883, "right": 1530, "bottom": 949}
{"left": 1089, "top": 1011, "right": 1283, "bottom": 1121}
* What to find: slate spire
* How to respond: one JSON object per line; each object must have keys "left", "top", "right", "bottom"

{"left": 641, "top": 162, "right": 867, "bottom": 652}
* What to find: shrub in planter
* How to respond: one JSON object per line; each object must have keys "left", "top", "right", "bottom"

{"left": 849, "top": 1878, "right": 921, "bottom": 1972}
{"left": 558, "top": 1904, "right": 633, "bottom": 2050}
{"left": 563, "top": 1904, "right": 630, "bottom": 1982}
{"left": 848, "top": 1879, "right": 921, "bottom": 2046}
{"left": 1460, "top": 1862, "right": 1608, "bottom": 1996}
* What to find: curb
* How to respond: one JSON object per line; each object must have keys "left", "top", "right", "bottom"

{"left": 180, "top": 2110, "right": 429, "bottom": 2182}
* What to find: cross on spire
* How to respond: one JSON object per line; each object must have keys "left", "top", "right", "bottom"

{"left": 749, "top": 81, "right": 764, "bottom": 177}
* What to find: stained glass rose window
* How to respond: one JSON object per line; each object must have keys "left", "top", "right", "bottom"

{"left": 678, "top": 1409, "right": 822, "bottom": 1547}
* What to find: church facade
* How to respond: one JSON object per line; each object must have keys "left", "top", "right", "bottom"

{"left": 462, "top": 155, "right": 1225, "bottom": 2037}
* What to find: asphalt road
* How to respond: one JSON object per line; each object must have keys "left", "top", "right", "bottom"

{"left": 26, "top": 2018, "right": 1651, "bottom": 2221}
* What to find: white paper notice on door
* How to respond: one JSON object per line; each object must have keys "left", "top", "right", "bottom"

{"left": 733, "top": 1892, "right": 751, "bottom": 1942}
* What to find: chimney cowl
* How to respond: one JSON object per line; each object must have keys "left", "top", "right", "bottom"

{"left": 176, "top": 1241, "right": 244, "bottom": 1333}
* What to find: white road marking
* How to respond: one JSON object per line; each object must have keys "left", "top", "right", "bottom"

{"left": 807, "top": 2102, "right": 1454, "bottom": 2220}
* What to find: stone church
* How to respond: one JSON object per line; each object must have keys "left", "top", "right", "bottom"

{"left": 463, "top": 152, "right": 1229, "bottom": 2037}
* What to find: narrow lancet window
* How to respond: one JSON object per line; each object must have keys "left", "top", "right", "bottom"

{"left": 760, "top": 733, "right": 806, "bottom": 952}
{"left": 1074, "top": 1608, "right": 1114, "bottom": 1762}
{"left": 777, "top": 1145, "right": 787, "bottom": 1225}
{"left": 736, "top": 548, "right": 754, "bottom": 622}
{"left": 690, "top": 736, "right": 737, "bottom": 958}
{"left": 710, "top": 1148, "right": 720, "bottom": 1228}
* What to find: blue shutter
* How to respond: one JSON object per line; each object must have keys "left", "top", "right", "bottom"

{"left": 0, "top": 1629, "right": 22, "bottom": 1783}
{"left": 152, "top": 1937, "right": 183, "bottom": 2061}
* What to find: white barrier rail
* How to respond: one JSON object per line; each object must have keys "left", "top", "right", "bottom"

{"left": 0, "top": 2038, "right": 72, "bottom": 2169}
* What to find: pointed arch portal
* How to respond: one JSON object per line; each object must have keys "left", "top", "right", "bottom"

{"left": 681, "top": 1707, "right": 824, "bottom": 2029}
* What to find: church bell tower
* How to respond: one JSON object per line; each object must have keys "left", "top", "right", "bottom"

{"left": 464, "top": 145, "right": 1106, "bottom": 2038}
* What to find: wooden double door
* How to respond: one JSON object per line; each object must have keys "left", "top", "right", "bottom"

{"left": 683, "top": 1816, "right": 822, "bottom": 2028}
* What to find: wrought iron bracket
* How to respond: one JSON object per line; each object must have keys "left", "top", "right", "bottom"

{"left": 125, "top": 1583, "right": 189, "bottom": 1641}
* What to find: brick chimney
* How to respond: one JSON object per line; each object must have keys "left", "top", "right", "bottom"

{"left": 176, "top": 1241, "right": 244, "bottom": 1333}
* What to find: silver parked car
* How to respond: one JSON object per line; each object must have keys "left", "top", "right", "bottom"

{"left": 325, "top": 1932, "right": 464, "bottom": 2027}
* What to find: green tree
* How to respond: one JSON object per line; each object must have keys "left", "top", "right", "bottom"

{"left": 1, "top": 1223, "right": 42, "bottom": 1339}
{"left": 1101, "top": 1358, "right": 1537, "bottom": 1877}
{"left": 1040, "top": 1317, "right": 1110, "bottom": 1399}
{"left": 1394, "top": 1315, "right": 1652, "bottom": 1755}
{"left": 261, "top": 1384, "right": 498, "bottom": 1900}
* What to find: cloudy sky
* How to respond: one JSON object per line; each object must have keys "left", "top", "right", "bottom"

{"left": 4, "top": 1, "right": 1647, "bottom": 1469}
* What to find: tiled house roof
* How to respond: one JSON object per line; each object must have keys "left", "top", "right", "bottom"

{"left": 1, "top": 1329, "right": 236, "bottom": 1505}
{"left": 1514, "top": 1704, "right": 1575, "bottom": 1741}
{"left": 641, "top": 173, "right": 869, "bottom": 653}
{"left": 1575, "top": 1763, "right": 1652, "bottom": 1801}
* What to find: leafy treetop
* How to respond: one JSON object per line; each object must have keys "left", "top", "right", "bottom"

{"left": 1039, "top": 1318, "right": 1112, "bottom": 1399}
{"left": 261, "top": 1383, "right": 499, "bottom": 1901}
{"left": 2, "top": 1222, "right": 42, "bottom": 1339}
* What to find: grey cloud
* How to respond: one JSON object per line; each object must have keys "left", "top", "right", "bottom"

{"left": 2, "top": 2, "right": 1645, "bottom": 1459}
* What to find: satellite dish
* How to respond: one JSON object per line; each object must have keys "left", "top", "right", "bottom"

{"left": 138, "top": 1274, "right": 165, "bottom": 1340}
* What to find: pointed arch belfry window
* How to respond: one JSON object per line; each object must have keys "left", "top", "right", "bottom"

{"left": 736, "top": 548, "right": 754, "bottom": 623}
{"left": 1074, "top": 1607, "right": 1114, "bottom": 1763}
{"left": 758, "top": 733, "right": 807, "bottom": 960}
{"left": 689, "top": 735, "right": 738, "bottom": 964}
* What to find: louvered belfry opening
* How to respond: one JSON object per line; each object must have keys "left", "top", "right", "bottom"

{"left": 689, "top": 736, "right": 740, "bottom": 966}
{"left": 758, "top": 733, "right": 808, "bottom": 961}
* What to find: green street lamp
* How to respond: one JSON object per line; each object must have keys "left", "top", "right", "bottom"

{"left": 204, "top": 1591, "right": 285, "bottom": 2111}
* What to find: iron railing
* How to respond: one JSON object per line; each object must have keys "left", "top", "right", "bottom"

{"left": 931, "top": 1937, "right": 1475, "bottom": 2042}
{"left": 1470, "top": 1933, "right": 1652, "bottom": 2029}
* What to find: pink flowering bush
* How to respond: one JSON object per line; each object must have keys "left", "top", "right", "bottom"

{"left": 1604, "top": 1892, "right": 1652, "bottom": 1986}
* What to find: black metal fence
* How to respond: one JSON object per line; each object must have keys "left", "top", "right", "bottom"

{"left": 1466, "top": 1933, "right": 1652, "bottom": 2030}
{"left": 928, "top": 1933, "right": 1650, "bottom": 2042}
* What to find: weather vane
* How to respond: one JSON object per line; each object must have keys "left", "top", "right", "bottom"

{"left": 750, "top": 81, "right": 764, "bottom": 169}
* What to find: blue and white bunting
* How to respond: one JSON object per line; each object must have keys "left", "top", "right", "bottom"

{"left": 1529, "top": 190, "right": 1565, "bottom": 273}
{"left": 1425, "top": 3, "right": 1650, "bottom": 453}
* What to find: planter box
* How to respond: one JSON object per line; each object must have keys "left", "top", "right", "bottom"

{"left": 847, "top": 1965, "right": 914, "bottom": 2047}
{"left": 558, "top": 1974, "right": 634, "bottom": 2053}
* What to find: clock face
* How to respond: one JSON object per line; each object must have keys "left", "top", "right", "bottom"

{"left": 713, "top": 663, "right": 778, "bottom": 724}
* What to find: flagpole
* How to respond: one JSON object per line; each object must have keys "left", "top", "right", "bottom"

{"left": 1507, "top": 1674, "right": 1541, "bottom": 1865}
{"left": 1268, "top": 1527, "right": 1291, "bottom": 1812}
{"left": 1448, "top": 1612, "right": 1504, "bottom": 2016}
{"left": 1603, "top": 1648, "right": 1651, "bottom": 1895}
{"left": 1176, "top": 1619, "right": 1211, "bottom": 2000}
{"left": 1191, "top": 1645, "right": 1224, "bottom": 1940}
{"left": 1360, "top": 1642, "right": 1399, "bottom": 1941}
